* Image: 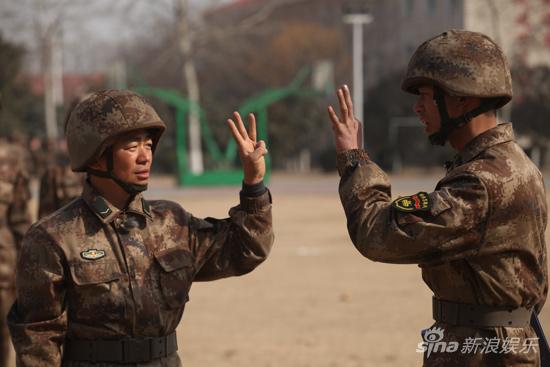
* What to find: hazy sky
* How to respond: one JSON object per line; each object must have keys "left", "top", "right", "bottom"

{"left": 0, "top": 0, "right": 231, "bottom": 73}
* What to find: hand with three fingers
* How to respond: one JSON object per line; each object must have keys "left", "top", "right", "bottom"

{"left": 227, "top": 112, "right": 267, "bottom": 185}
{"left": 327, "top": 85, "right": 362, "bottom": 152}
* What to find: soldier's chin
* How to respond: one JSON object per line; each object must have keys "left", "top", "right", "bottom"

{"left": 134, "top": 177, "right": 149, "bottom": 185}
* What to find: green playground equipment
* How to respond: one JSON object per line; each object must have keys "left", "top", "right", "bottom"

{"left": 133, "top": 67, "right": 321, "bottom": 186}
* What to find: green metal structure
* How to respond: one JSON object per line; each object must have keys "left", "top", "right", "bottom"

{"left": 133, "top": 67, "right": 317, "bottom": 186}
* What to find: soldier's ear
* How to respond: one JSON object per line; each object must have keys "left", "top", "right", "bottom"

{"left": 462, "top": 97, "right": 482, "bottom": 113}
{"left": 87, "top": 155, "right": 107, "bottom": 170}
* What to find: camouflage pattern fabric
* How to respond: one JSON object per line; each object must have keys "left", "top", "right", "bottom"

{"left": 337, "top": 123, "right": 547, "bottom": 366}
{"left": 38, "top": 150, "right": 84, "bottom": 219}
{"left": 0, "top": 142, "right": 32, "bottom": 367}
{"left": 8, "top": 180, "right": 273, "bottom": 366}
{"left": 401, "top": 29, "right": 512, "bottom": 109}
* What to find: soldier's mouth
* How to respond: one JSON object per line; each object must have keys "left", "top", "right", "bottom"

{"left": 135, "top": 170, "right": 150, "bottom": 179}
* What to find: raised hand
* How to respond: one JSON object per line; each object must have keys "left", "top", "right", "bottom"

{"left": 227, "top": 112, "right": 267, "bottom": 185}
{"left": 327, "top": 85, "right": 361, "bottom": 152}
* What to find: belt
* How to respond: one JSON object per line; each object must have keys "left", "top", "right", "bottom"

{"left": 64, "top": 332, "right": 177, "bottom": 364}
{"left": 432, "top": 297, "right": 532, "bottom": 328}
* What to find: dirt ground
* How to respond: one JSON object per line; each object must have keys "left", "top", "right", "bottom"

{"left": 7, "top": 172, "right": 550, "bottom": 366}
{"left": 161, "top": 172, "right": 550, "bottom": 367}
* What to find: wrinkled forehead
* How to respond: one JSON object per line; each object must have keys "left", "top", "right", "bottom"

{"left": 113, "top": 128, "right": 153, "bottom": 145}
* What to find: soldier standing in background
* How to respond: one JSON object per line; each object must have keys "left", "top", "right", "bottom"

{"left": 328, "top": 30, "right": 547, "bottom": 366}
{"left": 38, "top": 137, "right": 84, "bottom": 218}
{"left": 0, "top": 139, "right": 32, "bottom": 367}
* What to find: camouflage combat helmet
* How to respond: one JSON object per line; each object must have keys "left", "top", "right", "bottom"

{"left": 66, "top": 89, "right": 165, "bottom": 194}
{"left": 401, "top": 29, "right": 512, "bottom": 145}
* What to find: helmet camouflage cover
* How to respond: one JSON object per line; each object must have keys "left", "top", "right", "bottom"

{"left": 401, "top": 29, "right": 512, "bottom": 108}
{"left": 66, "top": 90, "right": 166, "bottom": 172}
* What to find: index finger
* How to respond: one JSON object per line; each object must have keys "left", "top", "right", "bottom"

{"left": 233, "top": 111, "right": 249, "bottom": 140}
{"left": 227, "top": 119, "right": 244, "bottom": 145}
{"left": 327, "top": 105, "right": 341, "bottom": 126}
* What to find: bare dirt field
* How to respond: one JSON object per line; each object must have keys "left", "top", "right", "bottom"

{"left": 7, "top": 172, "right": 550, "bottom": 366}
{"left": 158, "top": 172, "right": 550, "bottom": 367}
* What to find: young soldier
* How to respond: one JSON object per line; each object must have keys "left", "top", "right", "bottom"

{"left": 8, "top": 89, "right": 274, "bottom": 366}
{"left": 328, "top": 30, "right": 547, "bottom": 366}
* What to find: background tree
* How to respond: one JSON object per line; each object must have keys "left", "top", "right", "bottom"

{"left": 0, "top": 33, "right": 43, "bottom": 137}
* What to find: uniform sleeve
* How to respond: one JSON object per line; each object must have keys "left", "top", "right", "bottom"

{"left": 8, "top": 170, "right": 32, "bottom": 249}
{"left": 337, "top": 149, "right": 489, "bottom": 265}
{"left": 8, "top": 225, "right": 67, "bottom": 367}
{"left": 190, "top": 189, "right": 274, "bottom": 281}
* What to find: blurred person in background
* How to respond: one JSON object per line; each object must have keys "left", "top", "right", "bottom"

{"left": 8, "top": 89, "right": 273, "bottom": 366}
{"left": 7, "top": 131, "right": 33, "bottom": 178}
{"left": 37, "top": 95, "right": 95, "bottom": 219}
{"left": 328, "top": 29, "right": 547, "bottom": 366}
{"left": 0, "top": 137, "right": 32, "bottom": 366}
{"left": 37, "top": 137, "right": 85, "bottom": 218}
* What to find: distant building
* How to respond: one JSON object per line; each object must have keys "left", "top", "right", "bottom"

{"left": 20, "top": 73, "right": 105, "bottom": 105}
{"left": 206, "top": 0, "right": 550, "bottom": 89}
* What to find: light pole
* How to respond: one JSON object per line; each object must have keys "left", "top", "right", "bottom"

{"left": 343, "top": 2, "right": 373, "bottom": 149}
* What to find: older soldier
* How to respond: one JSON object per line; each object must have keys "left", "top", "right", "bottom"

{"left": 8, "top": 89, "right": 273, "bottom": 366}
{"left": 328, "top": 30, "right": 547, "bottom": 366}
{"left": 0, "top": 141, "right": 32, "bottom": 367}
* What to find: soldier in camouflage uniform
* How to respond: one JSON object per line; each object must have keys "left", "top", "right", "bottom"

{"left": 8, "top": 89, "right": 274, "bottom": 366}
{"left": 0, "top": 141, "right": 32, "bottom": 367}
{"left": 38, "top": 138, "right": 84, "bottom": 218}
{"left": 328, "top": 29, "right": 547, "bottom": 366}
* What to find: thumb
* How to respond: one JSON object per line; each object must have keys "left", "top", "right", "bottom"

{"left": 249, "top": 141, "right": 267, "bottom": 161}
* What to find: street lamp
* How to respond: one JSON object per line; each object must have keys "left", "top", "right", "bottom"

{"left": 343, "top": 1, "right": 373, "bottom": 149}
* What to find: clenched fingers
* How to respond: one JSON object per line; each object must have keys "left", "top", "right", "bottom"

{"left": 249, "top": 140, "right": 268, "bottom": 161}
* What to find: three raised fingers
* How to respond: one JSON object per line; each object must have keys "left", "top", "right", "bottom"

{"left": 329, "top": 85, "right": 356, "bottom": 127}
{"left": 228, "top": 112, "right": 258, "bottom": 142}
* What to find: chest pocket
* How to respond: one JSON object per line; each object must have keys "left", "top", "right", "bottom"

{"left": 154, "top": 248, "right": 194, "bottom": 309}
{"left": 69, "top": 260, "right": 125, "bottom": 321}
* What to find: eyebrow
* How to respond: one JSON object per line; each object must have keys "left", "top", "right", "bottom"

{"left": 119, "top": 134, "right": 153, "bottom": 146}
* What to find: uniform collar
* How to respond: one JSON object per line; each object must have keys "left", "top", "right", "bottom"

{"left": 82, "top": 180, "right": 152, "bottom": 224}
{"left": 445, "top": 123, "right": 514, "bottom": 171}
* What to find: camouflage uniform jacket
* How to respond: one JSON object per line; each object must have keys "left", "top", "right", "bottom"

{"left": 337, "top": 123, "right": 547, "bottom": 366}
{"left": 0, "top": 143, "right": 32, "bottom": 288}
{"left": 8, "top": 180, "right": 274, "bottom": 367}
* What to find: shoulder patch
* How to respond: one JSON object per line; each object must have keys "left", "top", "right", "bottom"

{"left": 392, "top": 192, "right": 431, "bottom": 212}
{"left": 80, "top": 249, "right": 106, "bottom": 260}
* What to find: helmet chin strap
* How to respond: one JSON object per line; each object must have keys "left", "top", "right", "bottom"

{"left": 429, "top": 87, "right": 497, "bottom": 146}
{"left": 87, "top": 148, "right": 148, "bottom": 196}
